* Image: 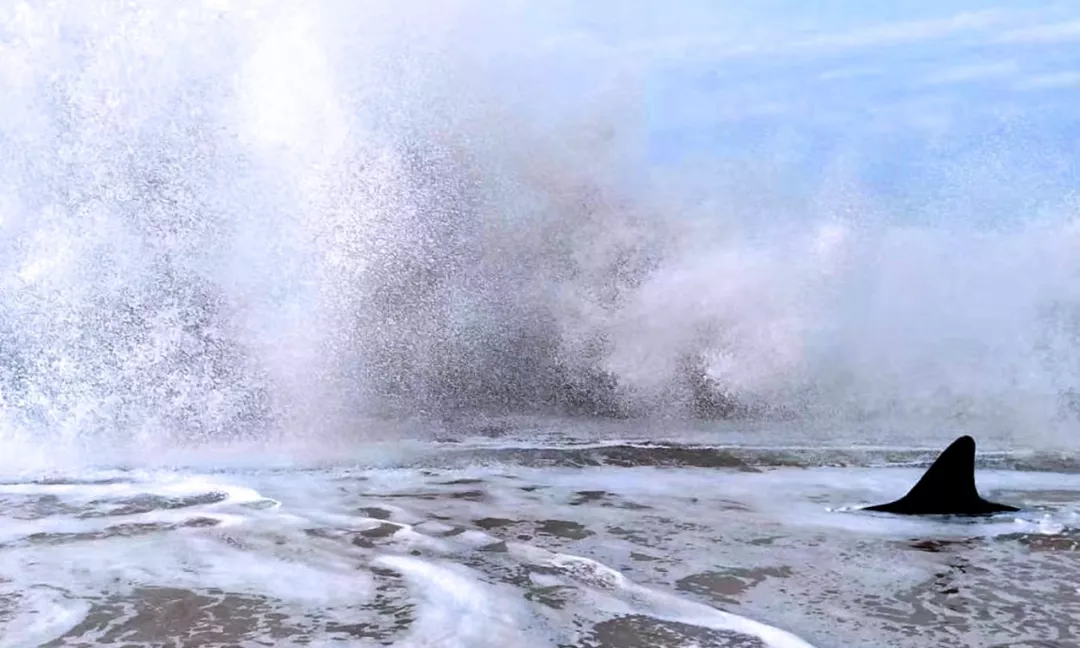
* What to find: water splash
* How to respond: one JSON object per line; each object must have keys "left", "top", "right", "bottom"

{"left": 0, "top": 0, "right": 1078, "bottom": 452}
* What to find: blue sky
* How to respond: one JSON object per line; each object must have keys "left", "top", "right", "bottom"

{"left": 507, "top": 1, "right": 1080, "bottom": 223}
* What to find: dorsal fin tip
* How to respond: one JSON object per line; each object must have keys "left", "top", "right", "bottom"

{"left": 954, "top": 435, "right": 975, "bottom": 450}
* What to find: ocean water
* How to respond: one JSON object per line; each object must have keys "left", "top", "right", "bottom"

{"left": 2, "top": 424, "right": 1080, "bottom": 647}
{"left": 2, "top": 1, "right": 1080, "bottom": 646}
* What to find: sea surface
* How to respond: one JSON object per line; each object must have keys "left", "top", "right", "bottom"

{"left": 2, "top": 421, "right": 1078, "bottom": 648}
{"left": 3, "top": 1, "right": 1080, "bottom": 647}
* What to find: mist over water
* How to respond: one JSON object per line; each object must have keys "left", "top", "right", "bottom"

{"left": 1, "top": 0, "right": 1079, "bottom": 455}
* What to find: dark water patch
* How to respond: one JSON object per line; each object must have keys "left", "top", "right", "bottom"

{"left": 431, "top": 441, "right": 1080, "bottom": 473}
{"left": 676, "top": 566, "right": 793, "bottom": 606}
{"left": 871, "top": 449, "right": 1080, "bottom": 475}
{"left": 992, "top": 454, "right": 1080, "bottom": 474}
{"left": 725, "top": 450, "right": 817, "bottom": 469}
{"left": 1020, "top": 535, "right": 1080, "bottom": 552}
{"left": 143, "top": 438, "right": 1079, "bottom": 474}
{"left": 987, "top": 642, "right": 1077, "bottom": 648}
{"left": 453, "top": 549, "right": 576, "bottom": 612}
{"left": 371, "top": 487, "right": 489, "bottom": 502}
{"left": 713, "top": 499, "right": 751, "bottom": 512}
{"left": 569, "top": 490, "right": 609, "bottom": 505}
{"left": 325, "top": 567, "right": 415, "bottom": 643}
{"left": 359, "top": 522, "right": 403, "bottom": 539}
{"left": 469, "top": 517, "right": 595, "bottom": 542}
{"left": 525, "top": 584, "right": 574, "bottom": 609}
{"left": 438, "top": 478, "right": 486, "bottom": 485}
{"left": 43, "top": 576, "right": 417, "bottom": 646}
{"left": 440, "top": 444, "right": 754, "bottom": 470}
{"left": 24, "top": 477, "right": 131, "bottom": 486}
{"left": 854, "top": 550, "right": 1080, "bottom": 644}
{"left": 903, "top": 538, "right": 982, "bottom": 554}
{"left": 995, "top": 489, "right": 1080, "bottom": 505}
{"left": 304, "top": 527, "right": 343, "bottom": 541}
{"left": 0, "top": 490, "right": 234, "bottom": 524}
{"left": 184, "top": 517, "right": 221, "bottom": 528}
{"left": 375, "top": 492, "right": 444, "bottom": 501}
{"left": 607, "top": 516, "right": 711, "bottom": 548}
{"left": 443, "top": 443, "right": 1080, "bottom": 473}
{"left": 0, "top": 494, "right": 83, "bottom": 519}
{"left": 0, "top": 579, "right": 30, "bottom": 626}
{"left": 568, "top": 615, "right": 768, "bottom": 648}
{"left": 598, "top": 446, "right": 756, "bottom": 470}
{"left": 998, "top": 531, "right": 1080, "bottom": 552}
{"left": 357, "top": 506, "right": 393, "bottom": 520}
{"left": 537, "top": 520, "right": 594, "bottom": 540}
{"left": 608, "top": 525, "right": 655, "bottom": 546}
{"left": 566, "top": 490, "right": 653, "bottom": 510}
{"left": 860, "top": 563, "right": 984, "bottom": 634}
{"left": 219, "top": 534, "right": 250, "bottom": 551}
{"left": 448, "top": 489, "right": 488, "bottom": 501}
{"left": 747, "top": 536, "right": 780, "bottom": 546}
{"left": 352, "top": 522, "right": 403, "bottom": 548}
{"left": 16, "top": 518, "right": 221, "bottom": 547}
{"left": 41, "top": 587, "right": 302, "bottom": 647}
{"left": 82, "top": 491, "right": 229, "bottom": 517}
{"left": 475, "top": 517, "right": 517, "bottom": 530}
{"left": 479, "top": 540, "right": 509, "bottom": 552}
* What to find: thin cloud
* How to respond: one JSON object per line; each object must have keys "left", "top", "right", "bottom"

{"left": 1014, "top": 71, "right": 1080, "bottom": 90}
{"left": 817, "top": 65, "right": 887, "bottom": 82}
{"left": 921, "top": 61, "right": 1020, "bottom": 86}
{"left": 554, "top": 8, "right": 1035, "bottom": 66}
{"left": 791, "top": 9, "right": 1009, "bottom": 52}
{"left": 997, "top": 19, "right": 1080, "bottom": 44}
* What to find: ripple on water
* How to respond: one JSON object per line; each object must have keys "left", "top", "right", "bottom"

{"left": 3, "top": 461, "right": 1080, "bottom": 647}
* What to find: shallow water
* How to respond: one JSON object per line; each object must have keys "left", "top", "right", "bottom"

{"left": 1, "top": 431, "right": 1079, "bottom": 648}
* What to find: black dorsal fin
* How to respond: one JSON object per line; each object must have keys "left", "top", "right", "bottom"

{"left": 864, "top": 435, "right": 1019, "bottom": 516}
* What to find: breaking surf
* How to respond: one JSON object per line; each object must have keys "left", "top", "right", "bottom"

{"left": 2, "top": 437, "right": 1079, "bottom": 648}
{"left": 2, "top": 1, "right": 1080, "bottom": 646}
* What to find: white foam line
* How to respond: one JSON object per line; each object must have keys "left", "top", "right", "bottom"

{"left": 374, "top": 555, "right": 549, "bottom": 648}
{"left": 0, "top": 477, "right": 271, "bottom": 512}
{"left": 547, "top": 553, "right": 819, "bottom": 648}
{"left": 0, "top": 590, "right": 91, "bottom": 648}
